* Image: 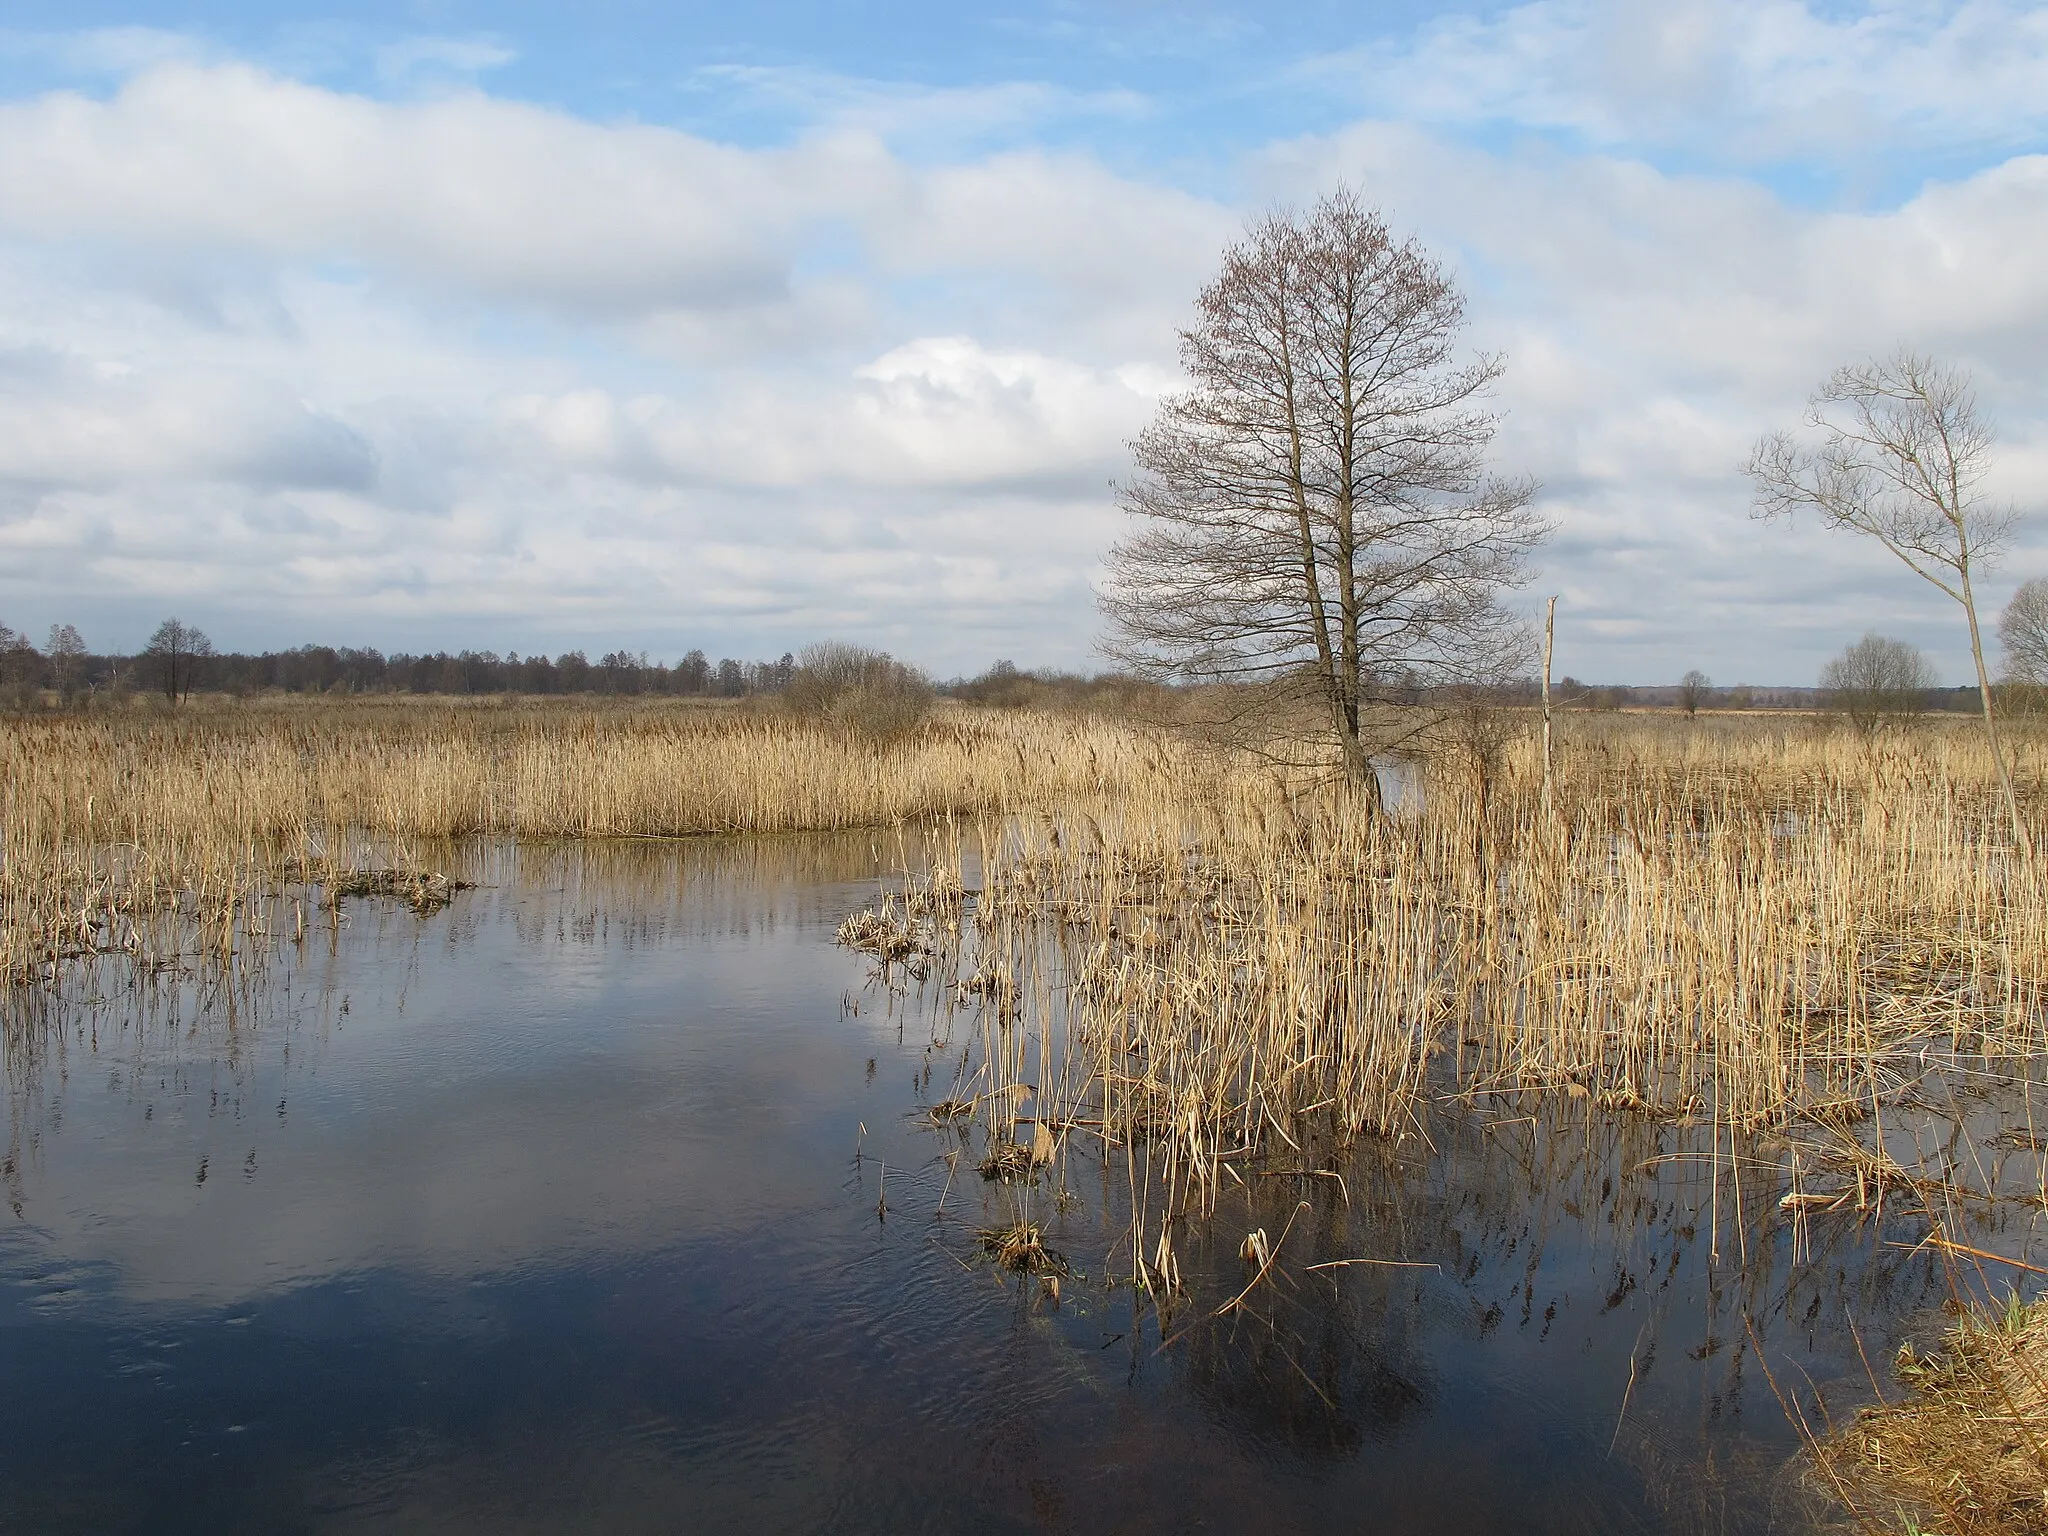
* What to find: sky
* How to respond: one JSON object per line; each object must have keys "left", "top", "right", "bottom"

{"left": 1, "top": 2, "right": 2046, "bottom": 685}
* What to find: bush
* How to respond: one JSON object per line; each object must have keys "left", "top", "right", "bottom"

{"left": 781, "top": 642, "right": 933, "bottom": 743}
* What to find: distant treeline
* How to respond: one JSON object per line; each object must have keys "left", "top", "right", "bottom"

{"left": 0, "top": 624, "right": 1150, "bottom": 710}
{"left": 1550, "top": 677, "right": 1984, "bottom": 713}
{"left": 0, "top": 617, "right": 1991, "bottom": 713}
{"left": 0, "top": 631, "right": 798, "bottom": 702}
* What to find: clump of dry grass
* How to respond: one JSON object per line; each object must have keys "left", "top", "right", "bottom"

{"left": 319, "top": 867, "right": 472, "bottom": 914}
{"left": 1821, "top": 1291, "right": 2048, "bottom": 1534}
{"left": 834, "top": 907, "right": 927, "bottom": 964}
{"left": 975, "top": 1219, "right": 1069, "bottom": 1274}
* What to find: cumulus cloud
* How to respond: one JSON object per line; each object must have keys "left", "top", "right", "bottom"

{"left": 0, "top": 346, "right": 376, "bottom": 492}
{"left": 0, "top": 64, "right": 816, "bottom": 318}
{"left": 498, "top": 337, "right": 1154, "bottom": 491}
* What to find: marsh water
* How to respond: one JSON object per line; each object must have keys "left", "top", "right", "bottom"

{"left": 0, "top": 834, "right": 2017, "bottom": 1533}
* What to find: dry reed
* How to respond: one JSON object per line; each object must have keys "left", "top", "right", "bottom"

{"left": 855, "top": 712, "right": 2048, "bottom": 1310}
{"left": 1820, "top": 1288, "right": 2048, "bottom": 1533}
{"left": 0, "top": 696, "right": 1198, "bottom": 986}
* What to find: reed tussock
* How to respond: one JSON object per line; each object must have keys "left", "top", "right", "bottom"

{"left": 1820, "top": 1291, "right": 2048, "bottom": 1534}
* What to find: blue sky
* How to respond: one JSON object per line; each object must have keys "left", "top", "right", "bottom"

{"left": 2, "top": 2, "right": 2047, "bottom": 682}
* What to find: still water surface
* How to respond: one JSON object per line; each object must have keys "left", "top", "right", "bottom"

{"left": 0, "top": 835, "right": 1965, "bottom": 1532}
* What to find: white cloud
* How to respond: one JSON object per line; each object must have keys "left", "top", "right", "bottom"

{"left": 0, "top": 346, "right": 375, "bottom": 491}
{"left": 373, "top": 35, "right": 517, "bottom": 89}
{"left": 0, "top": 26, "right": 204, "bottom": 77}
{"left": 1316, "top": 0, "right": 2048, "bottom": 164}
{"left": 0, "top": 62, "right": 1221, "bottom": 349}
{"left": 0, "top": 64, "right": 814, "bottom": 318}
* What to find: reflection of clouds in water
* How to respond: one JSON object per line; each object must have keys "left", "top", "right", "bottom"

{"left": 0, "top": 831, "right": 947, "bottom": 1308}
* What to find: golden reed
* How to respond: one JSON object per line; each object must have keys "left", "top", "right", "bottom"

{"left": 0, "top": 696, "right": 1185, "bottom": 983}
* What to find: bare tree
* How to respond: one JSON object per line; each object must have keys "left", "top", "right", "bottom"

{"left": 1100, "top": 190, "right": 1546, "bottom": 804}
{"left": 1747, "top": 350, "right": 2025, "bottom": 844}
{"left": 2000, "top": 577, "right": 2048, "bottom": 685}
{"left": 145, "top": 618, "right": 213, "bottom": 704}
{"left": 46, "top": 623, "right": 87, "bottom": 707}
{"left": 1820, "top": 632, "right": 1936, "bottom": 737}
{"left": 782, "top": 640, "right": 932, "bottom": 742}
{"left": 1678, "top": 669, "right": 1711, "bottom": 719}
{"left": 0, "top": 622, "right": 39, "bottom": 711}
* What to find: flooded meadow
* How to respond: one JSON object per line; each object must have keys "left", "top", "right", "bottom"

{"left": 4, "top": 829, "right": 2031, "bottom": 1533}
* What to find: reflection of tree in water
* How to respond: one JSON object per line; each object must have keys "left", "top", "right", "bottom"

{"left": 1172, "top": 1270, "right": 1433, "bottom": 1463}
{"left": 1097, "top": 1093, "right": 1987, "bottom": 1513}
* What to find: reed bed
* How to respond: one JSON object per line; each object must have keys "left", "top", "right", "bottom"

{"left": 0, "top": 697, "right": 1202, "bottom": 986}
{"left": 833, "top": 714, "right": 2048, "bottom": 1533}
{"left": 849, "top": 714, "right": 2048, "bottom": 1296}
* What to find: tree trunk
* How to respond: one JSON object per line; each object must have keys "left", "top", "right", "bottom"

{"left": 1337, "top": 709, "right": 1384, "bottom": 815}
{"left": 1962, "top": 566, "right": 2026, "bottom": 850}
{"left": 1541, "top": 597, "right": 1556, "bottom": 823}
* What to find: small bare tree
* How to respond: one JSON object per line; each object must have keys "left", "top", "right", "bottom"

{"left": 0, "top": 623, "right": 39, "bottom": 711}
{"left": 1820, "top": 632, "right": 1935, "bottom": 737}
{"left": 46, "top": 623, "right": 87, "bottom": 707}
{"left": 1747, "top": 350, "right": 2024, "bottom": 844}
{"left": 2000, "top": 577, "right": 2048, "bottom": 684}
{"left": 145, "top": 618, "right": 213, "bottom": 704}
{"left": 1678, "top": 669, "right": 1710, "bottom": 719}
{"left": 1100, "top": 190, "right": 1546, "bottom": 806}
{"left": 781, "top": 641, "right": 932, "bottom": 742}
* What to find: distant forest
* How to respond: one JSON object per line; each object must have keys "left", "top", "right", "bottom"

{"left": 0, "top": 619, "right": 1993, "bottom": 713}
{"left": 0, "top": 632, "right": 801, "bottom": 701}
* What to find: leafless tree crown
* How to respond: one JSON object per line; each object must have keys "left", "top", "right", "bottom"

{"left": 1819, "top": 632, "right": 1936, "bottom": 737}
{"left": 1746, "top": 351, "right": 2012, "bottom": 601}
{"left": 2001, "top": 577, "right": 2048, "bottom": 685}
{"left": 1099, "top": 189, "right": 1545, "bottom": 785}
{"left": 1678, "top": 669, "right": 1711, "bottom": 718}
{"left": 145, "top": 617, "right": 214, "bottom": 704}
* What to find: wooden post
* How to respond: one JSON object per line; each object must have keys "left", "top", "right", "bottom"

{"left": 1541, "top": 596, "right": 1556, "bottom": 821}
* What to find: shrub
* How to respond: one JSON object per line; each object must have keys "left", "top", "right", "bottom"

{"left": 781, "top": 642, "right": 933, "bottom": 743}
